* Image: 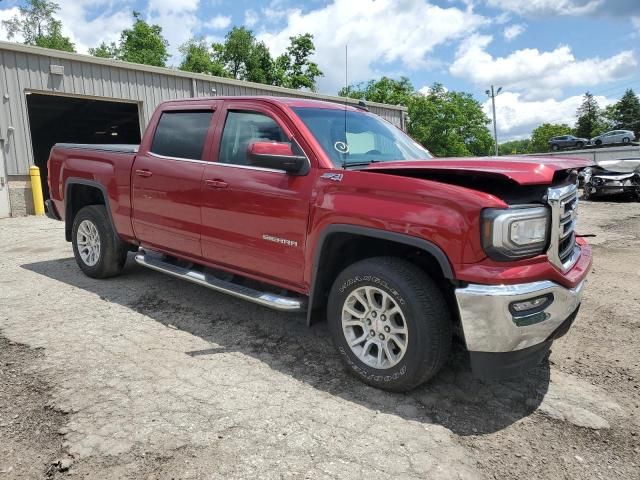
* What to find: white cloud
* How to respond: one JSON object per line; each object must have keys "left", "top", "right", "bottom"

{"left": 485, "top": 91, "right": 615, "bottom": 140}
{"left": 244, "top": 9, "right": 259, "bottom": 27}
{"left": 486, "top": 0, "right": 604, "bottom": 16}
{"left": 0, "top": 7, "right": 22, "bottom": 42}
{"left": 259, "top": 0, "right": 487, "bottom": 94}
{"left": 147, "top": 0, "right": 200, "bottom": 64}
{"left": 450, "top": 34, "right": 637, "bottom": 100}
{"left": 503, "top": 23, "right": 525, "bottom": 41}
{"left": 205, "top": 14, "right": 231, "bottom": 30}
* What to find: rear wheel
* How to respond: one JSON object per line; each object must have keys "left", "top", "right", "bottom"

{"left": 72, "top": 205, "right": 128, "bottom": 278}
{"left": 622, "top": 137, "right": 630, "bottom": 144}
{"left": 576, "top": 141, "right": 584, "bottom": 148}
{"left": 327, "top": 257, "right": 452, "bottom": 392}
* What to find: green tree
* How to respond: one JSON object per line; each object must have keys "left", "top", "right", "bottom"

{"left": 89, "top": 12, "right": 169, "bottom": 67}
{"left": 339, "top": 76, "right": 414, "bottom": 105}
{"left": 118, "top": 12, "right": 169, "bottom": 66}
{"left": 178, "top": 38, "right": 226, "bottom": 76}
{"left": 409, "top": 84, "right": 493, "bottom": 157}
{"left": 529, "top": 123, "right": 573, "bottom": 152}
{"left": 611, "top": 89, "right": 640, "bottom": 136}
{"left": 2, "top": 0, "right": 75, "bottom": 52}
{"left": 498, "top": 138, "right": 532, "bottom": 155}
{"left": 574, "top": 92, "right": 604, "bottom": 139}
{"left": 89, "top": 41, "right": 119, "bottom": 59}
{"left": 275, "top": 33, "right": 322, "bottom": 91}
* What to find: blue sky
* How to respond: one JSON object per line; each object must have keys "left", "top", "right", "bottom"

{"left": 1, "top": 0, "right": 639, "bottom": 140}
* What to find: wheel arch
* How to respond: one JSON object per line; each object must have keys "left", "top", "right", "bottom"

{"left": 306, "top": 225, "right": 455, "bottom": 326}
{"left": 64, "top": 179, "right": 114, "bottom": 242}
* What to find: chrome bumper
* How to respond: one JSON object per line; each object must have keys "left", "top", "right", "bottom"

{"left": 455, "top": 279, "right": 586, "bottom": 353}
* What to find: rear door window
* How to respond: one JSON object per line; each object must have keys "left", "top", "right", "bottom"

{"left": 151, "top": 111, "right": 213, "bottom": 160}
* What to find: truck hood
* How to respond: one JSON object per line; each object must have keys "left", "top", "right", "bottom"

{"left": 364, "top": 156, "right": 593, "bottom": 185}
{"left": 594, "top": 158, "right": 640, "bottom": 174}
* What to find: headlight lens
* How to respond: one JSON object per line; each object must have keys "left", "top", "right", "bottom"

{"left": 481, "top": 206, "right": 550, "bottom": 260}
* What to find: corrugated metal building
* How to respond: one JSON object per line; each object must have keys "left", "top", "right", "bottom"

{"left": 0, "top": 41, "right": 407, "bottom": 217}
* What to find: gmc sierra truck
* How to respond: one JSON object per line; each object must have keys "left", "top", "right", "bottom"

{"left": 46, "top": 96, "right": 592, "bottom": 391}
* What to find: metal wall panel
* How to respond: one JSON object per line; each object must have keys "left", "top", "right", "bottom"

{"left": 0, "top": 42, "right": 406, "bottom": 176}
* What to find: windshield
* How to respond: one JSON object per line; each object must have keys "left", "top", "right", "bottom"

{"left": 292, "top": 107, "right": 432, "bottom": 167}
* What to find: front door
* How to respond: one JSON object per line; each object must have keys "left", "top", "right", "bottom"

{"left": 0, "top": 141, "right": 11, "bottom": 218}
{"left": 200, "top": 102, "right": 314, "bottom": 288}
{"left": 132, "top": 105, "right": 220, "bottom": 258}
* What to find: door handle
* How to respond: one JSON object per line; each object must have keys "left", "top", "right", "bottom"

{"left": 205, "top": 179, "right": 228, "bottom": 189}
{"left": 135, "top": 169, "right": 153, "bottom": 178}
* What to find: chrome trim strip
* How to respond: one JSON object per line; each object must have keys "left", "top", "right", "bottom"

{"left": 455, "top": 279, "right": 586, "bottom": 352}
{"left": 147, "top": 151, "right": 213, "bottom": 164}
{"left": 135, "top": 254, "right": 306, "bottom": 312}
{"left": 211, "top": 162, "right": 287, "bottom": 174}
{"left": 547, "top": 183, "right": 579, "bottom": 271}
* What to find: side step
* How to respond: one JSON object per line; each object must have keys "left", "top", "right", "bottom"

{"left": 134, "top": 253, "right": 307, "bottom": 312}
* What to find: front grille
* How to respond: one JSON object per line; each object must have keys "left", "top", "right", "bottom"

{"left": 547, "top": 183, "right": 579, "bottom": 270}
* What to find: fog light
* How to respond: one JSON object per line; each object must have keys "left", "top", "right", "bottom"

{"left": 511, "top": 296, "right": 550, "bottom": 312}
{"left": 509, "top": 294, "right": 554, "bottom": 325}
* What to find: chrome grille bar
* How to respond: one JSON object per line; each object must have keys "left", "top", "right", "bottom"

{"left": 547, "top": 183, "right": 579, "bottom": 271}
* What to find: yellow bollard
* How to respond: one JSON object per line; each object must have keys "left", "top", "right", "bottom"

{"left": 29, "top": 166, "right": 45, "bottom": 216}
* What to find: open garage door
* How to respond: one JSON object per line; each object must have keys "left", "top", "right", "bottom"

{"left": 26, "top": 93, "right": 141, "bottom": 200}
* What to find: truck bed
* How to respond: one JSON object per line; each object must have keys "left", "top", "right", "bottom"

{"left": 53, "top": 143, "right": 139, "bottom": 154}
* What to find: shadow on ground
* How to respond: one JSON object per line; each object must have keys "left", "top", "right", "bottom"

{"left": 22, "top": 256, "right": 551, "bottom": 436}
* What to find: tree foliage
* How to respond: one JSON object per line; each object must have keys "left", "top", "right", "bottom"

{"left": 610, "top": 89, "right": 640, "bottom": 136}
{"left": 2, "top": 0, "right": 75, "bottom": 52}
{"left": 89, "top": 12, "right": 169, "bottom": 67}
{"left": 498, "top": 138, "right": 532, "bottom": 155}
{"left": 177, "top": 28, "right": 322, "bottom": 91}
{"left": 178, "top": 38, "right": 225, "bottom": 76}
{"left": 574, "top": 92, "right": 606, "bottom": 139}
{"left": 530, "top": 123, "right": 573, "bottom": 152}
{"left": 340, "top": 78, "right": 493, "bottom": 157}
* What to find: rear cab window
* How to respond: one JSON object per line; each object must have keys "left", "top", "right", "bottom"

{"left": 150, "top": 111, "right": 213, "bottom": 160}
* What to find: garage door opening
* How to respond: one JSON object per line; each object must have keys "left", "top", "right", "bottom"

{"left": 26, "top": 93, "right": 141, "bottom": 199}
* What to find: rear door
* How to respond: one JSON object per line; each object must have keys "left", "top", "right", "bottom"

{"left": 199, "top": 101, "right": 315, "bottom": 288}
{"left": 132, "top": 103, "right": 221, "bottom": 258}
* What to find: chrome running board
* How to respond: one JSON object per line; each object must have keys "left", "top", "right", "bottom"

{"left": 134, "top": 254, "right": 306, "bottom": 312}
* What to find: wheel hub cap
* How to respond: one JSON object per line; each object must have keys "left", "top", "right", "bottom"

{"left": 77, "top": 219, "right": 101, "bottom": 266}
{"left": 341, "top": 286, "right": 409, "bottom": 369}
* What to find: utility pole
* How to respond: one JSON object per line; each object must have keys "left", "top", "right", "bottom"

{"left": 486, "top": 85, "right": 502, "bottom": 156}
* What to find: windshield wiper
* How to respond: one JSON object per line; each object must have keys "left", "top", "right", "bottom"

{"left": 342, "top": 159, "right": 382, "bottom": 168}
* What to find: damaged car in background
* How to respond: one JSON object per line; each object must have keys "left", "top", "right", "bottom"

{"left": 582, "top": 157, "right": 640, "bottom": 201}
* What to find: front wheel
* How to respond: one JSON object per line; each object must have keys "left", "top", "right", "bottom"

{"left": 72, "top": 205, "right": 128, "bottom": 278}
{"left": 576, "top": 141, "right": 584, "bottom": 148}
{"left": 327, "top": 257, "right": 452, "bottom": 392}
{"left": 551, "top": 144, "right": 559, "bottom": 151}
{"left": 622, "top": 137, "right": 630, "bottom": 144}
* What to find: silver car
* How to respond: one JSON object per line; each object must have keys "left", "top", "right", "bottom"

{"left": 590, "top": 130, "right": 636, "bottom": 146}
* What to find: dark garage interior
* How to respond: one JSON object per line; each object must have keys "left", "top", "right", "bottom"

{"left": 26, "top": 93, "right": 141, "bottom": 199}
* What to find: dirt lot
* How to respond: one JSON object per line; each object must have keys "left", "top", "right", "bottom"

{"left": 1, "top": 198, "right": 639, "bottom": 479}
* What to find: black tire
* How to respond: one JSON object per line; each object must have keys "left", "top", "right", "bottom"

{"left": 327, "top": 257, "right": 452, "bottom": 392}
{"left": 622, "top": 137, "right": 630, "bottom": 144}
{"left": 595, "top": 140, "right": 602, "bottom": 146}
{"left": 72, "top": 205, "right": 128, "bottom": 279}
{"left": 551, "top": 144, "right": 559, "bottom": 151}
{"left": 576, "top": 141, "right": 584, "bottom": 148}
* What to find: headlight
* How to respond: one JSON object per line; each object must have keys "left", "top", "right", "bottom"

{"left": 481, "top": 206, "right": 550, "bottom": 261}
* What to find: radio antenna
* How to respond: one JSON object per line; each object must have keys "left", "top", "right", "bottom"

{"left": 342, "top": 44, "right": 348, "bottom": 170}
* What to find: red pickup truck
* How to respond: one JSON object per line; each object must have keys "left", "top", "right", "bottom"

{"left": 46, "top": 96, "right": 592, "bottom": 391}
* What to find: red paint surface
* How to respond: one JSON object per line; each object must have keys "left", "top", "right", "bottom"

{"left": 48, "top": 96, "right": 592, "bottom": 296}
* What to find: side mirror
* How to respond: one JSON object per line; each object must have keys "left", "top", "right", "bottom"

{"left": 247, "top": 142, "right": 308, "bottom": 175}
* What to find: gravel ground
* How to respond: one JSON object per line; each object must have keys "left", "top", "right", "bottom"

{"left": 0, "top": 198, "right": 639, "bottom": 479}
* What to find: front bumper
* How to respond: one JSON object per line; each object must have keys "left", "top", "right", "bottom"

{"left": 455, "top": 277, "right": 586, "bottom": 378}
